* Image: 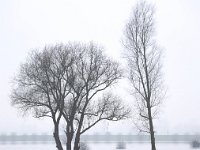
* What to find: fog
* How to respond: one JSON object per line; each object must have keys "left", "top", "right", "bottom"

{"left": 0, "top": 0, "right": 200, "bottom": 136}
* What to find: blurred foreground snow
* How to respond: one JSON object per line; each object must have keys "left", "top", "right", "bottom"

{"left": 0, "top": 143, "right": 193, "bottom": 150}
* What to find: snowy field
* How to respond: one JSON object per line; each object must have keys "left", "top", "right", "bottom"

{"left": 0, "top": 143, "right": 195, "bottom": 150}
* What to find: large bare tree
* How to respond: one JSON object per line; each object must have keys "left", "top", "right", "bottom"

{"left": 123, "top": 1, "right": 165, "bottom": 150}
{"left": 69, "top": 43, "right": 129, "bottom": 150}
{"left": 11, "top": 44, "right": 76, "bottom": 150}
{"left": 60, "top": 43, "right": 129, "bottom": 150}
{"left": 11, "top": 42, "right": 130, "bottom": 150}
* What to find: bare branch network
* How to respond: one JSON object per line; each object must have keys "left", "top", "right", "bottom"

{"left": 11, "top": 42, "right": 130, "bottom": 150}
{"left": 123, "top": 1, "right": 165, "bottom": 150}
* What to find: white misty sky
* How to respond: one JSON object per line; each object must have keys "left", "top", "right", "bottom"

{"left": 0, "top": 0, "right": 200, "bottom": 135}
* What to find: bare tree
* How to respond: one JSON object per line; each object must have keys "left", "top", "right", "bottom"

{"left": 123, "top": 1, "right": 165, "bottom": 150}
{"left": 61, "top": 43, "right": 130, "bottom": 150}
{"left": 11, "top": 42, "right": 130, "bottom": 150}
{"left": 11, "top": 44, "right": 76, "bottom": 150}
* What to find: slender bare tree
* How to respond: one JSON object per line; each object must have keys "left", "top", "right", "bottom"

{"left": 123, "top": 1, "right": 165, "bottom": 150}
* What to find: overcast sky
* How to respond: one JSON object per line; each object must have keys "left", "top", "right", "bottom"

{"left": 0, "top": 0, "right": 200, "bottom": 135}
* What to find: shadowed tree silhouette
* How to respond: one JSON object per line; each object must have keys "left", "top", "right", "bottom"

{"left": 11, "top": 42, "right": 130, "bottom": 150}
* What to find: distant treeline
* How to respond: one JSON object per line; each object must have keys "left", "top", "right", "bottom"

{"left": 0, "top": 134, "right": 200, "bottom": 144}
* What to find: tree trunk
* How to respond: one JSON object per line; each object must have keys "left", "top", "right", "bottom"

{"left": 66, "top": 136, "right": 72, "bottom": 150}
{"left": 74, "top": 134, "right": 80, "bottom": 150}
{"left": 147, "top": 103, "right": 156, "bottom": 150}
{"left": 53, "top": 124, "right": 63, "bottom": 150}
{"left": 66, "top": 125, "right": 73, "bottom": 150}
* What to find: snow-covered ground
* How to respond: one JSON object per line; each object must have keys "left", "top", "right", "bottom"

{"left": 0, "top": 143, "right": 195, "bottom": 150}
